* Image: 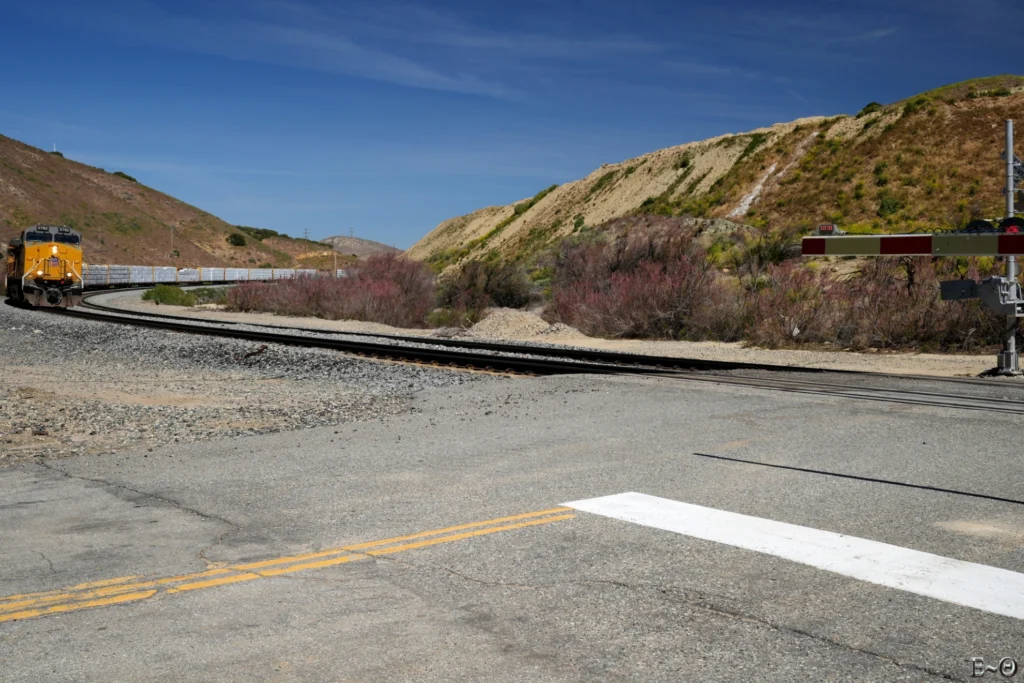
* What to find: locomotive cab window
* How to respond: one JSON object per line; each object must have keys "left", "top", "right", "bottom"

{"left": 24, "top": 231, "right": 53, "bottom": 243}
{"left": 53, "top": 233, "right": 81, "bottom": 245}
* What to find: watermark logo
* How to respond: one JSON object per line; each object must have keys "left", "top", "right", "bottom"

{"left": 970, "top": 657, "right": 1019, "bottom": 678}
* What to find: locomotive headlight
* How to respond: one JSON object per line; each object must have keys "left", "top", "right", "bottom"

{"left": 67, "top": 272, "right": 72, "bottom": 277}
{"left": 36, "top": 270, "right": 43, "bottom": 275}
{"left": 51, "top": 246, "right": 58, "bottom": 255}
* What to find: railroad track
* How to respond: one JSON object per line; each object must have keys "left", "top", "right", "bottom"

{"left": 48, "top": 290, "right": 1024, "bottom": 416}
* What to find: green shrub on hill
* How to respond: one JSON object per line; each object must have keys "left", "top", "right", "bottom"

{"left": 585, "top": 171, "right": 618, "bottom": 201}
{"left": 142, "top": 285, "right": 196, "bottom": 307}
{"left": 857, "top": 102, "right": 883, "bottom": 117}
{"left": 237, "top": 226, "right": 281, "bottom": 241}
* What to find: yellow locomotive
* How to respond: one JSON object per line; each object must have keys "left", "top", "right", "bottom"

{"left": 5, "top": 224, "right": 84, "bottom": 308}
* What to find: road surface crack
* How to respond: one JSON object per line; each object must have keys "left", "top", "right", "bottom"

{"left": 35, "top": 460, "right": 242, "bottom": 566}
{"left": 36, "top": 551, "right": 56, "bottom": 574}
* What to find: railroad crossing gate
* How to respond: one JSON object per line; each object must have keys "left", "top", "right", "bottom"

{"left": 801, "top": 120, "right": 1024, "bottom": 376}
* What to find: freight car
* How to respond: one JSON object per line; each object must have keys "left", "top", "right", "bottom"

{"left": 5, "top": 224, "right": 83, "bottom": 308}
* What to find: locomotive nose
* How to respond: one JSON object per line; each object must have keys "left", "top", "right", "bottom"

{"left": 45, "top": 288, "right": 63, "bottom": 306}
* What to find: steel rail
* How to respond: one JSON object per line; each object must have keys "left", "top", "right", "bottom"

{"left": 79, "top": 290, "right": 1024, "bottom": 391}
{"left": 59, "top": 306, "right": 680, "bottom": 378}
{"left": 78, "top": 291, "right": 829, "bottom": 376}
{"left": 54, "top": 291, "right": 1024, "bottom": 415}
{"left": 661, "top": 373, "right": 1024, "bottom": 415}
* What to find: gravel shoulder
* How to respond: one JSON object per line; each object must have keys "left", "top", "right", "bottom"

{"left": 0, "top": 300, "right": 487, "bottom": 464}
{"left": 101, "top": 290, "right": 999, "bottom": 377}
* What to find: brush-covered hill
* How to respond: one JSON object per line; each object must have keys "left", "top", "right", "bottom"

{"left": 0, "top": 134, "right": 311, "bottom": 267}
{"left": 408, "top": 76, "right": 1024, "bottom": 270}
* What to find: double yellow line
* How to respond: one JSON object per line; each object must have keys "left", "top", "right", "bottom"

{"left": 0, "top": 507, "right": 573, "bottom": 623}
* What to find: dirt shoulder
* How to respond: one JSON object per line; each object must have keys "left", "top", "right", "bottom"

{"left": 95, "top": 292, "right": 999, "bottom": 378}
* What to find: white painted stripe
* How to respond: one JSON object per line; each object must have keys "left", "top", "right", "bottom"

{"left": 563, "top": 492, "right": 1024, "bottom": 620}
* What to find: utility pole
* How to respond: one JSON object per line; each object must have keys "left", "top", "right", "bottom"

{"left": 999, "top": 119, "right": 1021, "bottom": 375}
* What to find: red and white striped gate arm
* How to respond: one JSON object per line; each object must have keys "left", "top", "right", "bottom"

{"left": 802, "top": 234, "right": 1024, "bottom": 256}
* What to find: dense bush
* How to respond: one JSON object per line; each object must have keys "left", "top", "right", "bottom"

{"left": 857, "top": 102, "right": 883, "bottom": 117}
{"left": 226, "top": 254, "right": 434, "bottom": 327}
{"left": 436, "top": 259, "right": 532, "bottom": 321}
{"left": 190, "top": 287, "right": 227, "bottom": 306}
{"left": 743, "top": 258, "right": 1003, "bottom": 350}
{"left": 237, "top": 226, "right": 281, "bottom": 241}
{"left": 547, "top": 231, "right": 1007, "bottom": 351}
{"left": 142, "top": 285, "right": 196, "bottom": 306}
{"left": 731, "top": 228, "right": 802, "bottom": 277}
{"left": 547, "top": 234, "right": 742, "bottom": 340}
{"left": 227, "top": 233, "right": 247, "bottom": 247}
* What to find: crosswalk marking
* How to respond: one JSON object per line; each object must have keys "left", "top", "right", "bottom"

{"left": 564, "top": 492, "right": 1024, "bottom": 621}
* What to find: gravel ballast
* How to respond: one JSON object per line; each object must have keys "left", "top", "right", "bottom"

{"left": 0, "top": 301, "right": 489, "bottom": 463}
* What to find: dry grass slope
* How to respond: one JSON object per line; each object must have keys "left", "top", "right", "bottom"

{"left": 0, "top": 134, "right": 308, "bottom": 267}
{"left": 408, "top": 76, "right": 1024, "bottom": 267}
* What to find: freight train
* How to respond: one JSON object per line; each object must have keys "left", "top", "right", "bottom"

{"left": 5, "top": 224, "right": 84, "bottom": 308}
{"left": 5, "top": 224, "right": 327, "bottom": 309}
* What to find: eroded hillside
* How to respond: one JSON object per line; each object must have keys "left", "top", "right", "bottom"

{"left": 409, "top": 76, "right": 1024, "bottom": 269}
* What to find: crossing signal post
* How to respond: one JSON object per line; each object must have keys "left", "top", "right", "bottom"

{"left": 1000, "top": 120, "right": 1022, "bottom": 375}
{"left": 800, "top": 119, "right": 1024, "bottom": 376}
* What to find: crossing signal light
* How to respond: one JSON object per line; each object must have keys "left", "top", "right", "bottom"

{"left": 1000, "top": 217, "right": 1024, "bottom": 233}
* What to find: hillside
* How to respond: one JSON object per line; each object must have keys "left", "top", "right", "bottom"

{"left": 0, "top": 134, "right": 308, "bottom": 267}
{"left": 321, "top": 235, "right": 400, "bottom": 259}
{"left": 408, "top": 76, "right": 1024, "bottom": 269}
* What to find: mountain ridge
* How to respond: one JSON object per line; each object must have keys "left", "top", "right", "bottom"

{"left": 320, "top": 235, "right": 400, "bottom": 259}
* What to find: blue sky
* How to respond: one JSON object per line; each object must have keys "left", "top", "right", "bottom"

{"left": 2, "top": 0, "right": 1022, "bottom": 247}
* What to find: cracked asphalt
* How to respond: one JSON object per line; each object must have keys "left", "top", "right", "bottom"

{"left": 3, "top": 373, "right": 1024, "bottom": 682}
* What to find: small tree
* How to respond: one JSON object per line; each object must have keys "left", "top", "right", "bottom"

{"left": 227, "top": 233, "right": 247, "bottom": 247}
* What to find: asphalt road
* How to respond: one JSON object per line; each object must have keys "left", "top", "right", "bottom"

{"left": 3, "top": 372, "right": 1024, "bottom": 682}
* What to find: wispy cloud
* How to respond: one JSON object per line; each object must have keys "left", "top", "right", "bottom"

{"left": 837, "top": 27, "right": 898, "bottom": 42}
{"left": 34, "top": 0, "right": 670, "bottom": 101}
{"left": 241, "top": 22, "right": 519, "bottom": 98}
{"left": 786, "top": 89, "right": 810, "bottom": 105}
{"left": 318, "top": 1, "right": 665, "bottom": 61}
{"left": 663, "top": 61, "right": 760, "bottom": 79}
{"left": 713, "top": 8, "right": 901, "bottom": 60}
{"left": 41, "top": 1, "right": 518, "bottom": 99}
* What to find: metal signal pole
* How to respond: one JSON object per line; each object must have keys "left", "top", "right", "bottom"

{"left": 1000, "top": 120, "right": 1021, "bottom": 375}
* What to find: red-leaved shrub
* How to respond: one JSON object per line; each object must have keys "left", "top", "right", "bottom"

{"left": 548, "top": 234, "right": 742, "bottom": 340}
{"left": 227, "top": 254, "right": 435, "bottom": 328}
{"left": 745, "top": 257, "right": 1004, "bottom": 350}
{"left": 548, "top": 232, "right": 1009, "bottom": 351}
